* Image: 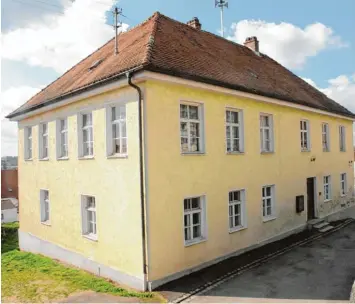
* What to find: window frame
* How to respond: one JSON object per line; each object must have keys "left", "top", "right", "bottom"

{"left": 180, "top": 101, "right": 205, "bottom": 154}
{"left": 183, "top": 195, "right": 207, "bottom": 246}
{"left": 228, "top": 189, "right": 247, "bottom": 233}
{"left": 38, "top": 122, "right": 49, "bottom": 160}
{"left": 56, "top": 118, "right": 69, "bottom": 159}
{"left": 323, "top": 175, "right": 332, "bottom": 201}
{"left": 339, "top": 125, "right": 346, "bottom": 152}
{"left": 340, "top": 173, "right": 347, "bottom": 197}
{"left": 300, "top": 119, "right": 310, "bottom": 152}
{"left": 259, "top": 113, "right": 274, "bottom": 153}
{"left": 40, "top": 189, "right": 50, "bottom": 224}
{"left": 105, "top": 104, "right": 128, "bottom": 157}
{"left": 225, "top": 108, "right": 244, "bottom": 154}
{"left": 81, "top": 195, "right": 98, "bottom": 241}
{"left": 262, "top": 185, "right": 276, "bottom": 222}
{"left": 322, "top": 123, "right": 330, "bottom": 152}
{"left": 24, "top": 126, "right": 33, "bottom": 161}
{"left": 77, "top": 112, "right": 94, "bottom": 159}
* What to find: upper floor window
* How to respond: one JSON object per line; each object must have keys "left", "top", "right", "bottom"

{"left": 78, "top": 113, "right": 93, "bottom": 158}
{"left": 340, "top": 173, "right": 347, "bottom": 196}
{"left": 339, "top": 126, "right": 346, "bottom": 152}
{"left": 180, "top": 103, "right": 204, "bottom": 153}
{"left": 226, "top": 109, "right": 244, "bottom": 153}
{"left": 300, "top": 120, "right": 310, "bottom": 151}
{"left": 106, "top": 105, "right": 127, "bottom": 156}
{"left": 183, "top": 196, "right": 206, "bottom": 245}
{"left": 39, "top": 123, "right": 49, "bottom": 159}
{"left": 262, "top": 185, "right": 275, "bottom": 221}
{"left": 323, "top": 175, "right": 331, "bottom": 201}
{"left": 56, "top": 118, "right": 68, "bottom": 159}
{"left": 24, "top": 126, "right": 32, "bottom": 160}
{"left": 81, "top": 195, "right": 97, "bottom": 240}
{"left": 228, "top": 190, "right": 246, "bottom": 232}
{"left": 260, "top": 114, "right": 274, "bottom": 153}
{"left": 322, "top": 123, "right": 330, "bottom": 152}
{"left": 40, "top": 189, "right": 50, "bottom": 223}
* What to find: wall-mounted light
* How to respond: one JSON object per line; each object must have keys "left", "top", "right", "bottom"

{"left": 310, "top": 156, "right": 316, "bottom": 162}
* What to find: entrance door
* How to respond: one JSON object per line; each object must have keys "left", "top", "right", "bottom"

{"left": 307, "top": 177, "right": 316, "bottom": 220}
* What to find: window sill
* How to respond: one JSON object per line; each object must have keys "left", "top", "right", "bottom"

{"left": 184, "top": 237, "right": 206, "bottom": 247}
{"left": 301, "top": 149, "right": 311, "bottom": 153}
{"left": 181, "top": 152, "right": 205, "bottom": 156}
{"left": 263, "top": 216, "right": 277, "bottom": 223}
{"left": 226, "top": 151, "right": 244, "bottom": 155}
{"left": 261, "top": 151, "right": 274, "bottom": 154}
{"left": 39, "top": 158, "right": 49, "bottom": 161}
{"left": 78, "top": 156, "right": 95, "bottom": 160}
{"left": 229, "top": 225, "right": 247, "bottom": 234}
{"left": 41, "top": 221, "right": 51, "bottom": 226}
{"left": 107, "top": 154, "right": 128, "bottom": 159}
{"left": 83, "top": 234, "right": 98, "bottom": 242}
{"left": 57, "top": 157, "right": 69, "bottom": 161}
{"left": 324, "top": 199, "right": 332, "bottom": 203}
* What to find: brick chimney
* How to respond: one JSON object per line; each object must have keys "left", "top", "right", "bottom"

{"left": 244, "top": 36, "right": 259, "bottom": 53}
{"left": 187, "top": 17, "right": 201, "bottom": 30}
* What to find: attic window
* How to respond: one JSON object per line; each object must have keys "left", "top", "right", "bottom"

{"left": 89, "top": 59, "right": 103, "bottom": 71}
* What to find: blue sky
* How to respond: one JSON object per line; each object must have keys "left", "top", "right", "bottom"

{"left": 2, "top": 0, "right": 355, "bottom": 156}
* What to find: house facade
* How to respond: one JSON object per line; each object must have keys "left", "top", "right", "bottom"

{"left": 7, "top": 12, "right": 355, "bottom": 291}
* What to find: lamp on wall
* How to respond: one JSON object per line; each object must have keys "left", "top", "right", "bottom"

{"left": 310, "top": 156, "right": 316, "bottom": 162}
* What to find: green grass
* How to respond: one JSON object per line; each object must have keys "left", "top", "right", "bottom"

{"left": 1, "top": 223, "right": 160, "bottom": 303}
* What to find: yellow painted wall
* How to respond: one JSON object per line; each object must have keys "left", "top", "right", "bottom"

{"left": 144, "top": 80, "right": 354, "bottom": 281}
{"left": 18, "top": 86, "right": 144, "bottom": 279}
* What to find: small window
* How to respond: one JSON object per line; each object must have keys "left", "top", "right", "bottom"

{"left": 57, "top": 118, "right": 68, "bottom": 158}
{"left": 40, "top": 189, "right": 50, "bottom": 223}
{"left": 106, "top": 105, "right": 127, "bottom": 156}
{"left": 78, "top": 113, "right": 93, "bottom": 157}
{"left": 260, "top": 114, "right": 274, "bottom": 153}
{"left": 39, "top": 123, "right": 49, "bottom": 159}
{"left": 228, "top": 190, "right": 246, "bottom": 232}
{"left": 339, "top": 126, "right": 346, "bottom": 152}
{"left": 340, "top": 173, "right": 347, "bottom": 196}
{"left": 180, "top": 103, "right": 204, "bottom": 153}
{"left": 24, "top": 127, "right": 32, "bottom": 160}
{"left": 322, "top": 123, "right": 330, "bottom": 152}
{"left": 183, "top": 196, "right": 206, "bottom": 245}
{"left": 81, "top": 195, "right": 97, "bottom": 239}
{"left": 300, "top": 120, "right": 310, "bottom": 151}
{"left": 226, "top": 109, "right": 244, "bottom": 153}
{"left": 262, "top": 185, "right": 275, "bottom": 220}
{"left": 323, "top": 175, "right": 331, "bottom": 201}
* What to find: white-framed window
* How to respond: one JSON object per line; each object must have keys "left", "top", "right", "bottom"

{"left": 260, "top": 114, "right": 274, "bottom": 153}
{"left": 78, "top": 112, "right": 93, "bottom": 157}
{"left": 322, "top": 123, "right": 330, "bottom": 152}
{"left": 323, "top": 175, "right": 331, "bottom": 201}
{"left": 340, "top": 173, "right": 347, "bottom": 196}
{"left": 262, "top": 185, "right": 275, "bottom": 220}
{"left": 39, "top": 123, "right": 49, "bottom": 159}
{"left": 183, "top": 196, "right": 206, "bottom": 245}
{"left": 228, "top": 189, "right": 246, "bottom": 232}
{"left": 24, "top": 126, "right": 32, "bottom": 160}
{"left": 81, "top": 195, "right": 97, "bottom": 239}
{"left": 56, "top": 118, "right": 68, "bottom": 159}
{"left": 339, "top": 126, "right": 346, "bottom": 152}
{"left": 300, "top": 120, "right": 310, "bottom": 151}
{"left": 180, "top": 103, "right": 204, "bottom": 153}
{"left": 40, "top": 189, "right": 50, "bottom": 223}
{"left": 226, "top": 109, "right": 244, "bottom": 153}
{"left": 106, "top": 105, "right": 127, "bottom": 156}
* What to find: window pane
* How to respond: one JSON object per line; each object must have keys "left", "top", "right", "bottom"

{"left": 184, "top": 199, "right": 190, "bottom": 211}
{"left": 232, "top": 126, "right": 239, "bottom": 139}
{"left": 234, "top": 204, "right": 240, "bottom": 215}
{"left": 190, "top": 138, "right": 200, "bottom": 152}
{"left": 191, "top": 198, "right": 200, "bottom": 209}
{"left": 185, "top": 228, "right": 191, "bottom": 241}
{"left": 229, "top": 216, "right": 234, "bottom": 228}
{"left": 226, "top": 111, "right": 231, "bottom": 123}
{"left": 180, "top": 105, "right": 188, "bottom": 119}
{"left": 230, "top": 111, "right": 238, "bottom": 124}
{"left": 121, "top": 138, "right": 127, "bottom": 153}
{"left": 121, "top": 122, "right": 127, "bottom": 137}
{"left": 181, "top": 138, "right": 189, "bottom": 152}
{"left": 226, "top": 126, "right": 230, "bottom": 139}
{"left": 112, "top": 124, "right": 120, "bottom": 139}
{"left": 266, "top": 186, "right": 271, "bottom": 196}
{"left": 229, "top": 205, "right": 233, "bottom": 216}
{"left": 184, "top": 214, "right": 190, "bottom": 227}
{"left": 233, "top": 191, "right": 239, "bottom": 201}
{"left": 234, "top": 214, "right": 241, "bottom": 226}
{"left": 190, "top": 123, "right": 199, "bottom": 137}
{"left": 267, "top": 206, "right": 272, "bottom": 215}
{"left": 193, "top": 225, "right": 201, "bottom": 238}
{"left": 189, "top": 106, "right": 198, "bottom": 119}
{"left": 180, "top": 122, "right": 188, "bottom": 137}
{"left": 192, "top": 212, "right": 200, "bottom": 225}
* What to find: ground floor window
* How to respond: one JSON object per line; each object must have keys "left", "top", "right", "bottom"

{"left": 81, "top": 195, "right": 97, "bottom": 239}
{"left": 262, "top": 185, "right": 275, "bottom": 220}
{"left": 183, "top": 196, "right": 206, "bottom": 245}
{"left": 228, "top": 189, "right": 246, "bottom": 231}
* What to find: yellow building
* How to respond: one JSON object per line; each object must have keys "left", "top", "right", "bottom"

{"left": 7, "top": 12, "right": 355, "bottom": 291}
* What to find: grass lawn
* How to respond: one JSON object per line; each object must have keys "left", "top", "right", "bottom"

{"left": 1, "top": 223, "right": 163, "bottom": 303}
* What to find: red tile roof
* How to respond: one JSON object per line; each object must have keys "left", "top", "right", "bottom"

{"left": 7, "top": 12, "right": 355, "bottom": 119}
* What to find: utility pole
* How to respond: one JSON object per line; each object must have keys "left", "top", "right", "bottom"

{"left": 215, "top": 0, "right": 228, "bottom": 38}
{"left": 112, "top": 7, "right": 123, "bottom": 55}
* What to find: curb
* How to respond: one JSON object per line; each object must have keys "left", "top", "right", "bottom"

{"left": 173, "top": 218, "right": 354, "bottom": 303}
{"left": 350, "top": 281, "right": 355, "bottom": 303}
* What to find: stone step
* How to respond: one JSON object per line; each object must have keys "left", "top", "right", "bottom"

{"left": 319, "top": 225, "right": 334, "bottom": 233}
{"left": 314, "top": 222, "right": 329, "bottom": 229}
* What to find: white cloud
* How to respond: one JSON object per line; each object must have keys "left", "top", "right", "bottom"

{"left": 1, "top": 0, "right": 129, "bottom": 73}
{"left": 1, "top": 86, "right": 42, "bottom": 156}
{"left": 228, "top": 20, "right": 347, "bottom": 69}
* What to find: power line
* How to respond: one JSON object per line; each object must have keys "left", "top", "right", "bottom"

{"left": 11, "top": 0, "right": 65, "bottom": 14}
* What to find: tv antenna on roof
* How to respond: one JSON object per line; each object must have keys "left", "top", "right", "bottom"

{"left": 215, "top": 0, "right": 228, "bottom": 38}
{"left": 112, "top": 7, "right": 123, "bottom": 55}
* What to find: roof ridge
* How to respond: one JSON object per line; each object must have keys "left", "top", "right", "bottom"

{"left": 142, "top": 11, "right": 161, "bottom": 65}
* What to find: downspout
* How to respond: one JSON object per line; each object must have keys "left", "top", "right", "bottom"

{"left": 126, "top": 72, "right": 148, "bottom": 291}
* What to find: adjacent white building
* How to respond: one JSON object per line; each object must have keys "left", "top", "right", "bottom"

{"left": 1, "top": 198, "right": 18, "bottom": 223}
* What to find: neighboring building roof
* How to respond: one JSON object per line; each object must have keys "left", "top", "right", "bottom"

{"left": 1, "top": 199, "right": 16, "bottom": 210}
{"left": 7, "top": 12, "right": 355, "bottom": 119}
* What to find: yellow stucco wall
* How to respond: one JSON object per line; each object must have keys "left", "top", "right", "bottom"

{"left": 18, "top": 85, "right": 145, "bottom": 279}
{"left": 144, "top": 80, "right": 354, "bottom": 281}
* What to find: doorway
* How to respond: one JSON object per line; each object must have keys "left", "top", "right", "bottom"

{"left": 307, "top": 177, "right": 316, "bottom": 220}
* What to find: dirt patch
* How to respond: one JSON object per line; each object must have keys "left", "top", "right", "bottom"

{"left": 57, "top": 291, "right": 142, "bottom": 303}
